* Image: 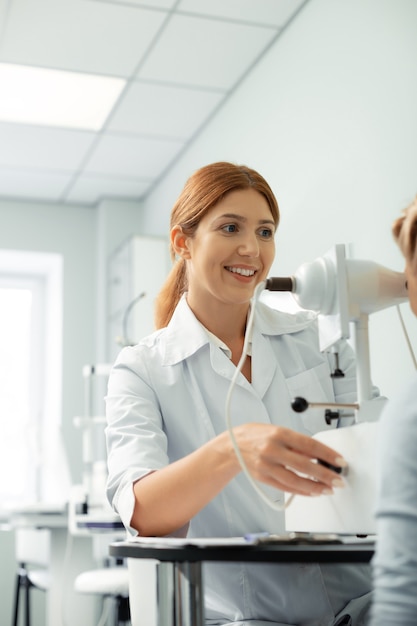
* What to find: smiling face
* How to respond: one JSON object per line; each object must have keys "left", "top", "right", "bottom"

{"left": 171, "top": 187, "right": 276, "bottom": 320}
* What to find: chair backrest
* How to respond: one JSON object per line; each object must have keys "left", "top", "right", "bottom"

{"left": 15, "top": 527, "right": 50, "bottom": 567}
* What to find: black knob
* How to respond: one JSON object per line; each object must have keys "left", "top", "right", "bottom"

{"left": 325, "top": 410, "right": 340, "bottom": 425}
{"left": 291, "top": 397, "right": 309, "bottom": 413}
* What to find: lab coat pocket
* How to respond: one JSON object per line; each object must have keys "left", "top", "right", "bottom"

{"left": 285, "top": 361, "right": 334, "bottom": 434}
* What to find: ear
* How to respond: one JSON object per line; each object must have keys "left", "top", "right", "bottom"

{"left": 171, "top": 225, "right": 192, "bottom": 260}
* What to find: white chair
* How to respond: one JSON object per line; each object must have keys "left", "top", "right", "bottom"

{"left": 73, "top": 534, "right": 130, "bottom": 626}
{"left": 12, "top": 527, "right": 50, "bottom": 626}
{"left": 68, "top": 483, "right": 131, "bottom": 625}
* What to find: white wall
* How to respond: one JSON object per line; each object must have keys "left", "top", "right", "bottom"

{"left": 140, "top": 0, "right": 417, "bottom": 400}
{"left": 95, "top": 198, "right": 145, "bottom": 363}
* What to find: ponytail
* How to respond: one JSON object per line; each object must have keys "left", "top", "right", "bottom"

{"left": 154, "top": 258, "right": 187, "bottom": 329}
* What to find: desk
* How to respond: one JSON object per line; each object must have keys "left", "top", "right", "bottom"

{"left": 110, "top": 537, "right": 375, "bottom": 626}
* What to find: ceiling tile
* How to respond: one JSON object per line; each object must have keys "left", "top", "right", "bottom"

{"left": 65, "top": 173, "right": 152, "bottom": 205}
{"left": 0, "top": 0, "right": 167, "bottom": 77}
{"left": 0, "top": 0, "right": 306, "bottom": 206}
{"left": 137, "top": 13, "right": 277, "bottom": 89}
{"left": 177, "top": 0, "right": 307, "bottom": 27}
{"left": 0, "top": 166, "right": 73, "bottom": 201}
{"left": 0, "top": 123, "right": 96, "bottom": 170}
{"left": 108, "top": 81, "right": 224, "bottom": 138}
{"left": 84, "top": 134, "right": 185, "bottom": 178}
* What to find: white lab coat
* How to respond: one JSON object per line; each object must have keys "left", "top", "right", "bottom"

{"left": 106, "top": 296, "right": 372, "bottom": 626}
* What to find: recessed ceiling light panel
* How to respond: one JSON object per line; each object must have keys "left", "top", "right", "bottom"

{"left": 0, "top": 63, "right": 126, "bottom": 130}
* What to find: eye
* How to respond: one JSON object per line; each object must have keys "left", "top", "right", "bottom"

{"left": 258, "top": 227, "right": 274, "bottom": 239}
{"left": 221, "top": 223, "right": 238, "bottom": 234}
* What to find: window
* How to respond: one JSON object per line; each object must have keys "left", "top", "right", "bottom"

{"left": 0, "top": 250, "right": 65, "bottom": 506}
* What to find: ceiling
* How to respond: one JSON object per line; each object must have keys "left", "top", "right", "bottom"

{"left": 0, "top": 0, "right": 307, "bottom": 207}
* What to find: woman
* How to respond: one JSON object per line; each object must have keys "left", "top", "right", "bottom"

{"left": 106, "top": 162, "right": 373, "bottom": 625}
{"left": 370, "top": 196, "right": 417, "bottom": 626}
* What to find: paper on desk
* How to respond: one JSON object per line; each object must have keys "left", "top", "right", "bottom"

{"left": 131, "top": 536, "right": 250, "bottom": 547}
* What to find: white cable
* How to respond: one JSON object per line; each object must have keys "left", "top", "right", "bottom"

{"left": 225, "top": 281, "right": 289, "bottom": 511}
{"left": 396, "top": 304, "right": 417, "bottom": 369}
{"left": 96, "top": 596, "right": 112, "bottom": 626}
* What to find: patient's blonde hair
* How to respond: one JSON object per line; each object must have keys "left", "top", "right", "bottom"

{"left": 392, "top": 195, "right": 417, "bottom": 273}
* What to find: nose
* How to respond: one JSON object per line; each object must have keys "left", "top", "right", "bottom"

{"left": 238, "top": 232, "right": 260, "bottom": 257}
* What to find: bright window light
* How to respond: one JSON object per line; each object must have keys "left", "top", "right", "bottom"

{"left": 0, "top": 63, "right": 126, "bottom": 131}
{"left": 0, "top": 287, "right": 33, "bottom": 499}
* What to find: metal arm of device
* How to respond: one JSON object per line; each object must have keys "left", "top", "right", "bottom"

{"left": 265, "top": 244, "right": 407, "bottom": 415}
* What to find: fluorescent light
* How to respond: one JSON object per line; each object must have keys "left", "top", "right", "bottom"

{"left": 0, "top": 63, "right": 126, "bottom": 130}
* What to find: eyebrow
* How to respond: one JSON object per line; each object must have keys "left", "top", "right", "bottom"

{"left": 217, "top": 212, "right": 275, "bottom": 226}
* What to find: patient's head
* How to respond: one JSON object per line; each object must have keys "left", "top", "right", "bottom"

{"left": 392, "top": 195, "right": 417, "bottom": 315}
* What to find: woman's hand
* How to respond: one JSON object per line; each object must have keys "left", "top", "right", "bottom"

{"left": 131, "top": 423, "right": 345, "bottom": 536}
{"left": 230, "top": 423, "right": 347, "bottom": 496}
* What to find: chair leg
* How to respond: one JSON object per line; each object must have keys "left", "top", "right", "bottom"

{"left": 114, "top": 597, "right": 118, "bottom": 626}
{"left": 12, "top": 572, "right": 22, "bottom": 626}
{"left": 116, "top": 595, "right": 130, "bottom": 625}
{"left": 12, "top": 567, "right": 33, "bottom": 626}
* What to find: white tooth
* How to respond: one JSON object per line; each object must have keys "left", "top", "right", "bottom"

{"left": 227, "top": 267, "right": 255, "bottom": 276}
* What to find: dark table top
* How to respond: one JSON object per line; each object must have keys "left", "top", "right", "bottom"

{"left": 109, "top": 537, "right": 375, "bottom": 564}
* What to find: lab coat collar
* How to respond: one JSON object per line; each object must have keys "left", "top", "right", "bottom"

{"left": 255, "top": 298, "right": 317, "bottom": 335}
{"left": 162, "top": 294, "right": 317, "bottom": 366}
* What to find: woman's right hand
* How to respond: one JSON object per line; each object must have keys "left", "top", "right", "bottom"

{"left": 230, "top": 423, "right": 347, "bottom": 496}
{"left": 131, "top": 422, "right": 346, "bottom": 537}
